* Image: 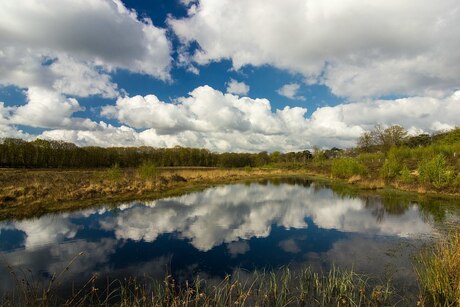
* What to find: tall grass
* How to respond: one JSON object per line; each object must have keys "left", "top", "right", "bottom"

{"left": 0, "top": 265, "right": 395, "bottom": 306}
{"left": 137, "top": 160, "right": 159, "bottom": 181}
{"left": 416, "top": 231, "right": 460, "bottom": 306}
{"left": 104, "top": 164, "right": 122, "bottom": 182}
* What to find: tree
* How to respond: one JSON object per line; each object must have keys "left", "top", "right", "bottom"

{"left": 379, "top": 125, "right": 407, "bottom": 150}
{"left": 357, "top": 125, "right": 408, "bottom": 152}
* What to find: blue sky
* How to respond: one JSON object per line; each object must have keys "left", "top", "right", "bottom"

{"left": 0, "top": 0, "right": 459, "bottom": 152}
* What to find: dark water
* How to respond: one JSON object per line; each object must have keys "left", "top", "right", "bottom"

{"left": 0, "top": 178, "right": 459, "bottom": 296}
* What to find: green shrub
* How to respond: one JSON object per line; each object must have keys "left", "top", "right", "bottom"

{"left": 105, "top": 163, "right": 122, "bottom": 182}
{"left": 331, "top": 158, "right": 367, "bottom": 179}
{"left": 418, "top": 154, "right": 454, "bottom": 188}
{"left": 138, "top": 160, "right": 159, "bottom": 181}
{"left": 453, "top": 174, "right": 460, "bottom": 189}
{"left": 380, "top": 155, "right": 401, "bottom": 180}
{"left": 399, "top": 165, "right": 413, "bottom": 184}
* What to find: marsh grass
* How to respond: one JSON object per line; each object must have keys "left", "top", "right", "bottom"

{"left": 0, "top": 263, "right": 396, "bottom": 307}
{"left": 103, "top": 164, "right": 122, "bottom": 182}
{"left": 415, "top": 231, "right": 460, "bottom": 306}
{"left": 137, "top": 161, "right": 159, "bottom": 181}
{"left": 0, "top": 168, "right": 296, "bottom": 220}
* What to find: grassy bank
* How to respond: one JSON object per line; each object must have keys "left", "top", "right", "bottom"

{"left": 1, "top": 164, "right": 460, "bottom": 221}
{"left": 0, "top": 167, "right": 305, "bottom": 220}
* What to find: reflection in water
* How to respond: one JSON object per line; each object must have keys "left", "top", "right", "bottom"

{"left": 0, "top": 180, "right": 450, "bottom": 294}
{"left": 99, "top": 183, "right": 433, "bottom": 251}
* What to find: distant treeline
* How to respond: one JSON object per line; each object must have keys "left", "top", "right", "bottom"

{"left": 0, "top": 138, "right": 313, "bottom": 168}
{"left": 1, "top": 126, "right": 459, "bottom": 172}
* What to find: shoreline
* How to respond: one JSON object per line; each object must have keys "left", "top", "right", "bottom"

{"left": 1, "top": 167, "right": 459, "bottom": 221}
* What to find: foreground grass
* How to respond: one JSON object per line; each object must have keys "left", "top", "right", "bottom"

{"left": 416, "top": 231, "right": 460, "bottom": 306}
{"left": 1, "top": 265, "right": 395, "bottom": 307}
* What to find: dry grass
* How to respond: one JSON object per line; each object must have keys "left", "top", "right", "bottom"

{"left": 1, "top": 165, "right": 458, "bottom": 220}
{"left": 1, "top": 265, "right": 395, "bottom": 307}
{"left": 0, "top": 167, "right": 302, "bottom": 220}
{"left": 415, "top": 231, "right": 460, "bottom": 306}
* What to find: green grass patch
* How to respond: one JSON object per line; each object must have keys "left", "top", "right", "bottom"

{"left": 137, "top": 160, "right": 159, "bottom": 181}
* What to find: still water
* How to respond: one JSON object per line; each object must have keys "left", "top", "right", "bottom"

{"left": 0, "top": 178, "right": 458, "bottom": 295}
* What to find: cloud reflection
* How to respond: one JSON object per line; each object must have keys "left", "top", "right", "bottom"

{"left": 99, "top": 183, "right": 433, "bottom": 251}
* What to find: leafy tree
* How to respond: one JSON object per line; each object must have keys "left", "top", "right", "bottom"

{"left": 358, "top": 125, "right": 408, "bottom": 152}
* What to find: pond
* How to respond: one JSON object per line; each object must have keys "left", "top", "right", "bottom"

{"left": 0, "top": 178, "right": 458, "bottom": 300}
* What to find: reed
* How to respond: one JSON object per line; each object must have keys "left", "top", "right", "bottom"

{"left": 415, "top": 231, "right": 460, "bottom": 306}
{"left": 0, "top": 265, "right": 396, "bottom": 307}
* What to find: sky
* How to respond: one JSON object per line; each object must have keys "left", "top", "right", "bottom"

{"left": 0, "top": 0, "right": 459, "bottom": 152}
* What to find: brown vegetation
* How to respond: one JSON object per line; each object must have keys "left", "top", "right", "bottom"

{"left": 0, "top": 167, "right": 301, "bottom": 220}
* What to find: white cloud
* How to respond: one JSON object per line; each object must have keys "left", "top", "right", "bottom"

{"left": 170, "top": 0, "right": 460, "bottom": 98}
{"left": 277, "top": 83, "right": 305, "bottom": 100}
{"left": 39, "top": 123, "right": 142, "bottom": 147}
{"left": 2, "top": 215, "right": 80, "bottom": 250}
{"left": 0, "top": 0, "right": 172, "bottom": 98}
{"left": 226, "top": 79, "right": 250, "bottom": 96}
{"left": 310, "top": 91, "right": 460, "bottom": 135}
{"left": 0, "top": 83, "right": 456, "bottom": 151}
{"left": 27, "top": 87, "right": 457, "bottom": 151}
{"left": 11, "top": 87, "right": 97, "bottom": 129}
{"left": 0, "top": 102, "right": 31, "bottom": 139}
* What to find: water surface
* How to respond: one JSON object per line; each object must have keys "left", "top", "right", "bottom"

{"left": 0, "top": 178, "right": 458, "bottom": 296}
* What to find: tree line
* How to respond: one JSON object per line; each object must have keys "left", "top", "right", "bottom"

{"left": 0, "top": 138, "right": 313, "bottom": 168}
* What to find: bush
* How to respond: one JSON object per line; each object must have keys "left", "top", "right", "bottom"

{"left": 380, "top": 155, "right": 401, "bottom": 180}
{"left": 418, "top": 154, "right": 454, "bottom": 188}
{"left": 331, "top": 158, "right": 367, "bottom": 179}
{"left": 399, "top": 165, "right": 414, "bottom": 184}
{"left": 105, "top": 163, "right": 122, "bottom": 182}
{"left": 138, "top": 160, "right": 159, "bottom": 181}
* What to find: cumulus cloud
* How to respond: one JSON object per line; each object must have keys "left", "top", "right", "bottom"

{"left": 1, "top": 83, "right": 457, "bottom": 151}
{"left": 0, "top": 0, "right": 171, "bottom": 98}
{"left": 98, "top": 86, "right": 460, "bottom": 150}
{"left": 10, "top": 87, "right": 97, "bottom": 129}
{"left": 277, "top": 83, "right": 305, "bottom": 100}
{"left": 100, "top": 85, "right": 312, "bottom": 151}
{"left": 39, "top": 123, "right": 142, "bottom": 147}
{"left": 226, "top": 79, "right": 250, "bottom": 96}
{"left": 16, "top": 86, "right": 454, "bottom": 151}
{"left": 0, "top": 102, "right": 31, "bottom": 139}
{"left": 170, "top": 0, "right": 460, "bottom": 98}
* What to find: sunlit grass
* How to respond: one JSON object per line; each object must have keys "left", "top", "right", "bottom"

{"left": 415, "top": 231, "right": 460, "bottom": 306}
